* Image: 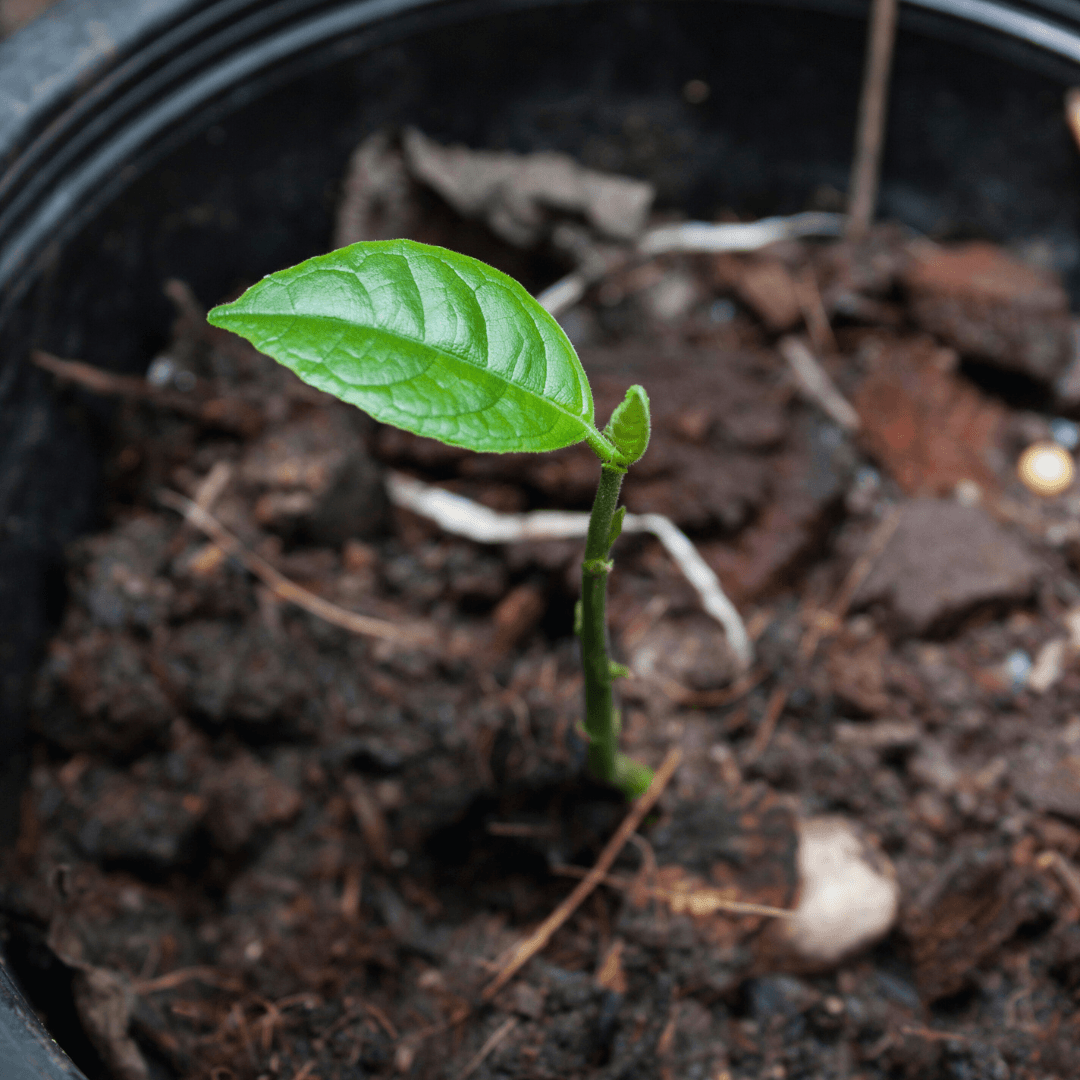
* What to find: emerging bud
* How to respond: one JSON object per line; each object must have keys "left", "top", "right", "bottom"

{"left": 604, "top": 384, "right": 651, "bottom": 465}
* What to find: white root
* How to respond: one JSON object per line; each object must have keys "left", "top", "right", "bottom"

{"left": 385, "top": 472, "right": 752, "bottom": 669}
{"left": 538, "top": 211, "right": 845, "bottom": 317}
{"left": 637, "top": 211, "right": 845, "bottom": 257}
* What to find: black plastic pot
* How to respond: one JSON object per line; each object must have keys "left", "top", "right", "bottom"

{"left": 4, "top": 0, "right": 1080, "bottom": 1074}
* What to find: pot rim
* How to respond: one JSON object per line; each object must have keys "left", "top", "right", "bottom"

{"left": 0, "top": 953, "right": 86, "bottom": 1080}
{"left": 3, "top": 0, "right": 1080, "bottom": 318}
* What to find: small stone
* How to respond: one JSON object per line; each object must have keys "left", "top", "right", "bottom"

{"left": 850, "top": 499, "right": 1041, "bottom": 636}
{"left": 1027, "top": 639, "right": 1067, "bottom": 693}
{"left": 781, "top": 816, "right": 899, "bottom": 966}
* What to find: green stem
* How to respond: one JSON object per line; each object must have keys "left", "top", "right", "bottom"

{"left": 583, "top": 425, "right": 619, "bottom": 464}
{"left": 580, "top": 463, "right": 651, "bottom": 796}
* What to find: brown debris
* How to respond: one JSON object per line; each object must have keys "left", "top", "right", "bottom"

{"left": 158, "top": 489, "right": 436, "bottom": 646}
{"left": 334, "top": 130, "right": 418, "bottom": 247}
{"left": 902, "top": 241, "right": 1073, "bottom": 383}
{"left": 825, "top": 630, "right": 891, "bottom": 714}
{"left": 849, "top": 498, "right": 1041, "bottom": 636}
{"left": 733, "top": 258, "right": 803, "bottom": 331}
{"left": 201, "top": 751, "right": 303, "bottom": 852}
{"left": 703, "top": 415, "right": 855, "bottom": 602}
{"left": 1014, "top": 746, "right": 1080, "bottom": 824}
{"left": 489, "top": 583, "right": 547, "bottom": 658}
{"left": 72, "top": 967, "right": 149, "bottom": 1080}
{"left": 401, "top": 127, "right": 654, "bottom": 247}
{"left": 239, "top": 407, "right": 387, "bottom": 545}
{"left": 853, "top": 335, "right": 1005, "bottom": 496}
{"left": 482, "top": 748, "right": 681, "bottom": 1001}
{"left": 904, "top": 848, "right": 1038, "bottom": 1000}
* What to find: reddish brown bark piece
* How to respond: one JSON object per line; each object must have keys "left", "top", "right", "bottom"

{"left": 904, "top": 847, "right": 1040, "bottom": 1000}
{"left": 902, "top": 242, "right": 1073, "bottom": 383}
{"left": 853, "top": 335, "right": 1005, "bottom": 496}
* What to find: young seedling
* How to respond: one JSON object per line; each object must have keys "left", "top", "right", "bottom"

{"left": 208, "top": 239, "right": 652, "bottom": 797}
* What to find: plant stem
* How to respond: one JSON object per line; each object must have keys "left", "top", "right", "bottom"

{"left": 580, "top": 463, "right": 651, "bottom": 795}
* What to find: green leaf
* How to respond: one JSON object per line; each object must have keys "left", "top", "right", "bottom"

{"left": 208, "top": 239, "right": 613, "bottom": 457}
{"left": 603, "top": 384, "right": 651, "bottom": 464}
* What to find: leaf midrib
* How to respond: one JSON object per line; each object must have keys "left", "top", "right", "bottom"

{"left": 242, "top": 310, "right": 598, "bottom": 434}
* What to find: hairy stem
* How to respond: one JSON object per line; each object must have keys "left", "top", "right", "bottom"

{"left": 580, "top": 464, "right": 652, "bottom": 795}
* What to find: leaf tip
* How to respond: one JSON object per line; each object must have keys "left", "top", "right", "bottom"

{"left": 206, "top": 301, "right": 235, "bottom": 329}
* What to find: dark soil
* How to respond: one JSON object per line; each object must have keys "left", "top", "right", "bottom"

{"left": 5, "top": 192, "right": 1080, "bottom": 1080}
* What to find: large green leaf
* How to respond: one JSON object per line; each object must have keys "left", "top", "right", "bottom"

{"left": 208, "top": 239, "right": 611, "bottom": 457}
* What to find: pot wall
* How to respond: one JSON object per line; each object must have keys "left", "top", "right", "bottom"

{"left": 3, "top": 0, "right": 1080, "bottom": 1074}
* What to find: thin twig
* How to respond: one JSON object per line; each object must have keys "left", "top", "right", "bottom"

{"left": 778, "top": 336, "right": 860, "bottom": 433}
{"left": 386, "top": 472, "right": 751, "bottom": 668}
{"left": 795, "top": 267, "right": 838, "bottom": 355}
{"left": 847, "top": 0, "right": 899, "bottom": 240}
{"left": 192, "top": 460, "right": 234, "bottom": 514}
{"left": 898, "top": 1026, "right": 970, "bottom": 1044}
{"left": 455, "top": 1017, "right": 518, "bottom": 1080}
{"left": 551, "top": 865, "right": 792, "bottom": 918}
{"left": 134, "top": 966, "right": 243, "bottom": 994}
{"left": 32, "top": 349, "right": 153, "bottom": 397}
{"left": 362, "top": 1002, "right": 399, "bottom": 1040}
{"left": 647, "top": 665, "right": 766, "bottom": 708}
{"left": 830, "top": 506, "right": 902, "bottom": 618}
{"left": 1036, "top": 850, "right": 1080, "bottom": 908}
{"left": 741, "top": 684, "right": 789, "bottom": 766}
{"left": 31, "top": 347, "right": 229, "bottom": 424}
{"left": 157, "top": 489, "right": 435, "bottom": 647}
{"left": 481, "top": 748, "right": 680, "bottom": 1001}
{"left": 798, "top": 506, "right": 901, "bottom": 663}
{"left": 536, "top": 273, "right": 590, "bottom": 316}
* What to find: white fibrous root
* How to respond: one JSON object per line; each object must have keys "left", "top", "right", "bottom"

{"left": 385, "top": 472, "right": 752, "bottom": 669}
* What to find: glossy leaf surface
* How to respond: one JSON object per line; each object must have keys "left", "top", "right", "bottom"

{"left": 208, "top": 239, "right": 606, "bottom": 455}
